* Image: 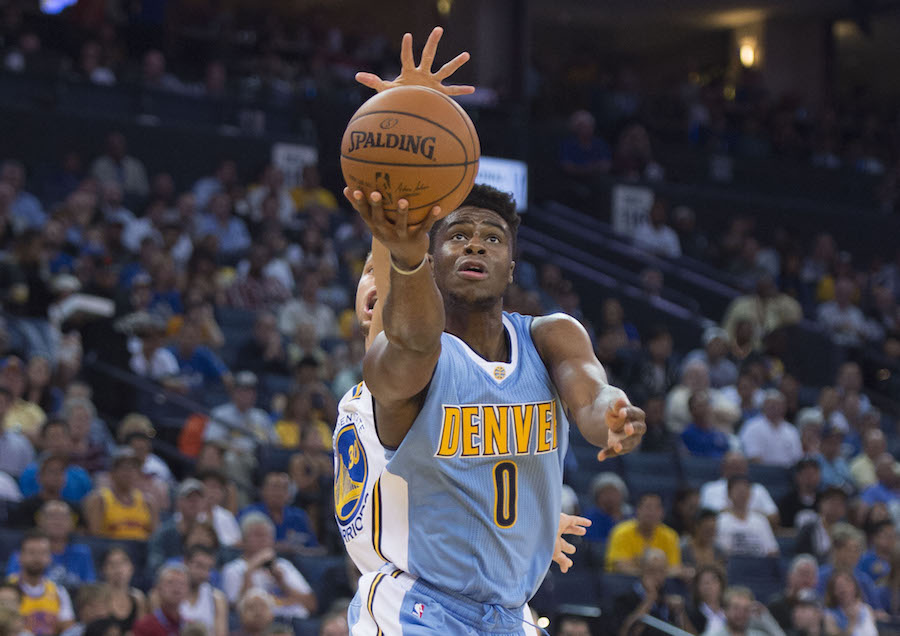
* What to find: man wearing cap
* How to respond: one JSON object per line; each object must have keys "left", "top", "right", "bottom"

{"left": 739, "top": 390, "right": 803, "bottom": 468}
{"left": 118, "top": 414, "right": 173, "bottom": 485}
{"left": 83, "top": 447, "right": 157, "bottom": 541}
{"left": 0, "top": 385, "right": 35, "bottom": 478}
{"left": 685, "top": 327, "right": 738, "bottom": 389}
{"left": 147, "top": 478, "right": 208, "bottom": 575}
{"left": 815, "top": 425, "right": 853, "bottom": 490}
{"left": 778, "top": 458, "right": 822, "bottom": 529}
{"left": 207, "top": 371, "right": 276, "bottom": 492}
{"left": 19, "top": 420, "right": 93, "bottom": 504}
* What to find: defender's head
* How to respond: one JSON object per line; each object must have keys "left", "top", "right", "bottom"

{"left": 429, "top": 184, "right": 520, "bottom": 307}
{"left": 355, "top": 251, "right": 377, "bottom": 338}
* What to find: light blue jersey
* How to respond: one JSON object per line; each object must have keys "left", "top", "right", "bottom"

{"left": 372, "top": 312, "right": 568, "bottom": 609}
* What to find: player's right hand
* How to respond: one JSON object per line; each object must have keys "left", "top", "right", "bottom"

{"left": 344, "top": 188, "right": 442, "bottom": 270}
{"left": 356, "top": 27, "right": 475, "bottom": 96}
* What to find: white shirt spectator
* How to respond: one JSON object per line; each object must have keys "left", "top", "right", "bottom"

{"left": 633, "top": 223, "right": 682, "bottom": 258}
{"left": 143, "top": 454, "right": 174, "bottom": 484}
{"left": 817, "top": 302, "right": 879, "bottom": 347}
{"left": 207, "top": 403, "right": 277, "bottom": 453}
{"left": 278, "top": 299, "right": 337, "bottom": 341}
{"left": 91, "top": 155, "right": 149, "bottom": 198}
{"left": 222, "top": 557, "right": 313, "bottom": 619}
{"left": 715, "top": 510, "right": 778, "bottom": 557}
{"left": 0, "top": 470, "right": 22, "bottom": 501}
{"left": 719, "top": 385, "right": 765, "bottom": 412}
{"left": 739, "top": 415, "right": 803, "bottom": 468}
{"left": 699, "top": 480, "right": 777, "bottom": 518}
{"left": 130, "top": 347, "right": 180, "bottom": 381}
{"left": 212, "top": 505, "right": 241, "bottom": 547}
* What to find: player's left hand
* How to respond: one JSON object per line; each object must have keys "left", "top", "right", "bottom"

{"left": 598, "top": 397, "right": 646, "bottom": 461}
{"left": 552, "top": 513, "right": 591, "bottom": 573}
{"left": 355, "top": 26, "right": 475, "bottom": 96}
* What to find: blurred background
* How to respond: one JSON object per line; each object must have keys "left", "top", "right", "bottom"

{"left": 1, "top": 0, "right": 900, "bottom": 635}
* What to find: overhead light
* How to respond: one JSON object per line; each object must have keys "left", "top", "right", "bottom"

{"left": 537, "top": 617, "right": 550, "bottom": 629}
{"left": 739, "top": 37, "right": 757, "bottom": 68}
{"left": 437, "top": 0, "right": 452, "bottom": 16}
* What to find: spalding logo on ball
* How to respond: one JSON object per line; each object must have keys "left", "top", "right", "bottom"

{"left": 341, "top": 85, "right": 480, "bottom": 224}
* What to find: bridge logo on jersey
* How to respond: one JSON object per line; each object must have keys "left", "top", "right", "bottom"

{"left": 334, "top": 416, "right": 368, "bottom": 525}
{"left": 435, "top": 401, "right": 559, "bottom": 458}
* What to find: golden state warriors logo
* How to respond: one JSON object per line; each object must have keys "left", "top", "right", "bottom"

{"left": 334, "top": 419, "right": 368, "bottom": 525}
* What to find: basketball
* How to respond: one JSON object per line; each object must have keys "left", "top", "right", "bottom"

{"left": 340, "top": 85, "right": 480, "bottom": 224}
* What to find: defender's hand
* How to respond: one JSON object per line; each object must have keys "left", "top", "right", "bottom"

{"left": 356, "top": 27, "right": 475, "bottom": 96}
{"left": 552, "top": 513, "right": 591, "bottom": 573}
{"left": 344, "top": 188, "right": 442, "bottom": 269}
{"left": 598, "top": 397, "right": 646, "bottom": 461}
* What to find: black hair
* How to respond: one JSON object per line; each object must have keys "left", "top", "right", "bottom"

{"left": 866, "top": 519, "right": 894, "bottom": 539}
{"left": 40, "top": 417, "right": 68, "bottom": 437}
{"left": 646, "top": 324, "right": 671, "bottom": 342}
{"left": 696, "top": 508, "right": 718, "bottom": 523}
{"left": 635, "top": 491, "right": 661, "bottom": 507}
{"left": 196, "top": 468, "right": 228, "bottom": 487}
{"left": 20, "top": 529, "right": 49, "bottom": 548}
{"left": 185, "top": 544, "right": 216, "bottom": 561}
{"left": 428, "top": 184, "right": 520, "bottom": 254}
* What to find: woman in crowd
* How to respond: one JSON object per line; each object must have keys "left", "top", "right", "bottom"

{"left": 823, "top": 569, "right": 879, "bottom": 636}
{"left": 687, "top": 564, "right": 727, "bottom": 634}
{"left": 681, "top": 509, "right": 725, "bottom": 568}
{"left": 101, "top": 548, "right": 146, "bottom": 634}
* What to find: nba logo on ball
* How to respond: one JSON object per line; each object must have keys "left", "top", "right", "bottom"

{"left": 341, "top": 85, "right": 480, "bottom": 225}
{"left": 412, "top": 603, "right": 425, "bottom": 619}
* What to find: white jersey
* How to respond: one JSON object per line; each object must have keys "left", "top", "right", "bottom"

{"left": 333, "top": 381, "right": 389, "bottom": 574}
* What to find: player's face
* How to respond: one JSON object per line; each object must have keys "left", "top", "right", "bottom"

{"left": 432, "top": 207, "right": 515, "bottom": 306}
{"left": 355, "top": 254, "right": 377, "bottom": 335}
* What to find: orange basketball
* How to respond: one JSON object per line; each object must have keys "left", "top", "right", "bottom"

{"left": 341, "top": 85, "right": 480, "bottom": 225}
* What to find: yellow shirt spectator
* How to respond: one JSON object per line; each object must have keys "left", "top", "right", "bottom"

{"left": 605, "top": 519, "right": 681, "bottom": 572}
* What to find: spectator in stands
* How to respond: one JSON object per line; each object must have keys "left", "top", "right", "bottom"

{"left": 0, "top": 581, "right": 21, "bottom": 611}
{"left": 245, "top": 166, "right": 296, "bottom": 226}
{"left": 823, "top": 570, "right": 879, "bottom": 636}
{"left": 117, "top": 414, "right": 172, "bottom": 485}
{"left": 860, "top": 453, "right": 900, "bottom": 508}
{"left": 682, "top": 509, "right": 725, "bottom": 568}
{"left": 1, "top": 160, "right": 45, "bottom": 232}
{"left": 132, "top": 564, "right": 187, "bottom": 636}
{"left": 880, "top": 548, "right": 900, "bottom": 617}
{"left": 559, "top": 110, "right": 611, "bottom": 178}
{"left": 169, "top": 321, "right": 231, "bottom": 390}
{"left": 7, "top": 500, "right": 94, "bottom": 587}
{"left": 147, "top": 478, "right": 208, "bottom": 574}
{"left": 817, "top": 278, "right": 880, "bottom": 348}
{"left": 140, "top": 49, "right": 183, "bottom": 94}
{"left": 666, "top": 359, "right": 713, "bottom": 433}
{"left": 63, "top": 398, "right": 106, "bottom": 474}
{"left": 193, "top": 161, "right": 238, "bottom": 211}
{"left": 768, "top": 554, "right": 820, "bottom": 631}
{"left": 178, "top": 546, "right": 227, "bottom": 636}
{"left": 815, "top": 425, "right": 853, "bottom": 490}
{"left": 681, "top": 390, "right": 731, "bottom": 458}
{"left": 236, "top": 312, "right": 290, "bottom": 377}
{"left": 227, "top": 244, "right": 291, "bottom": 311}
{"left": 241, "top": 470, "right": 317, "bottom": 550}
{"left": 100, "top": 547, "right": 146, "bottom": 634}
{"left": 583, "top": 473, "right": 630, "bottom": 544}
{"left": 290, "top": 164, "right": 337, "bottom": 213}
{"left": 816, "top": 524, "right": 879, "bottom": 608}
{"left": 700, "top": 452, "right": 779, "bottom": 527}
{"left": 612, "top": 548, "right": 694, "bottom": 636}
{"left": 20, "top": 420, "right": 93, "bottom": 504}
{"left": 196, "top": 469, "right": 240, "bottom": 547}
{"left": 286, "top": 321, "right": 328, "bottom": 370}
{"left": 196, "top": 193, "right": 251, "bottom": 259}
{"left": 76, "top": 41, "right": 115, "bottom": 86}
{"left": 703, "top": 586, "right": 783, "bottom": 636}
{"left": 715, "top": 476, "right": 779, "bottom": 558}
{"left": 785, "top": 589, "right": 825, "bottom": 636}
{"left": 634, "top": 199, "right": 682, "bottom": 258}
{"left": 222, "top": 513, "right": 317, "bottom": 619}
{"left": 90, "top": 133, "right": 149, "bottom": 198}
{"left": 10, "top": 530, "right": 75, "bottom": 636}
{"left": 25, "top": 355, "right": 60, "bottom": 415}
{"left": 779, "top": 457, "right": 822, "bottom": 529}
{"left": 636, "top": 394, "right": 673, "bottom": 452}
{"left": 64, "top": 583, "right": 111, "bottom": 636}
{"left": 2, "top": 356, "right": 46, "bottom": 443}
{"left": 849, "top": 430, "right": 886, "bottom": 491}
{"left": 279, "top": 274, "right": 338, "bottom": 342}
{"left": 722, "top": 275, "right": 803, "bottom": 350}
{"left": 606, "top": 492, "right": 685, "bottom": 577}
{"left": 688, "top": 564, "right": 727, "bottom": 633}
{"left": 685, "top": 327, "right": 738, "bottom": 389}
{"left": 666, "top": 487, "right": 700, "bottom": 537}
{"left": 628, "top": 324, "right": 678, "bottom": 405}
{"left": 11, "top": 452, "right": 69, "bottom": 527}
{"left": 613, "top": 123, "right": 664, "bottom": 182}
{"left": 599, "top": 298, "right": 639, "bottom": 351}
{"left": 83, "top": 448, "right": 156, "bottom": 541}
{"left": 672, "top": 205, "right": 709, "bottom": 262}
{"left": 796, "top": 487, "right": 849, "bottom": 563}
{"left": 0, "top": 386, "right": 35, "bottom": 478}
{"left": 233, "top": 588, "right": 274, "bottom": 636}
{"left": 858, "top": 520, "right": 894, "bottom": 587}
{"left": 739, "top": 390, "right": 802, "bottom": 468}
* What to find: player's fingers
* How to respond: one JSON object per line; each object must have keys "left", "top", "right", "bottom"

{"left": 629, "top": 419, "right": 647, "bottom": 437}
{"left": 417, "top": 205, "right": 443, "bottom": 234}
{"left": 565, "top": 524, "right": 587, "bottom": 537}
{"left": 395, "top": 198, "right": 410, "bottom": 236}
{"left": 345, "top": 188, "right": 371, "bottom": 218}
{"left": 420, "top": 26, "right": 443, "bottom": 70}
{"left": 560, "top": 539, "right": 576, "bottom": 555}
{"left": 434, "top": 51, "right": 470, "bottom": 80}
{"left": 557, "top": 556, "right": 572, "bottom": 573}
{"left": 400, "top": 33, "right": 415, "bottom": 69}
{"left": 355, "top": 72, "right": 385, "bottom": 91}
{"left": 443, "top": 84, "right": 476, "bottom": 95}
{"left": 369, "top": 191, "right": 385, "bottom": 227}
{"left": 625, "top": 422, "right": 635, "bottom": 436}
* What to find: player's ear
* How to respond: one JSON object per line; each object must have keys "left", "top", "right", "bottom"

{"left": 508, "top": 260, "right": 516, "bottom": 284}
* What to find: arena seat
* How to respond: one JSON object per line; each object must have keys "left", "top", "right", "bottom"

{"left": 291, "top": 617, "right": 322, "bottom": 635}
{"left": 680, "top": 455, "right": 722, "bottom": 489}
{"left": 726, "top": 556, "right": 783, "bottom": 604}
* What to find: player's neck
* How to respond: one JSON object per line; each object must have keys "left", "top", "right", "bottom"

{"left": 445, "top": 305, "right": 508, "bottom": 363}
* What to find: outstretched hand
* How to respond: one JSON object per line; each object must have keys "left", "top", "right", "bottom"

{"left": 552, "top": 513, "right": 591, "bottom": 573}
{"left": 597, "top": 397, "right": 646, "bottom": 461}
{"left": 356, "top": 27, "right": 475, "bottom": 96}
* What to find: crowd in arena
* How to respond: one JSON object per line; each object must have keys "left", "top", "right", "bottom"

{"left": 0, "top": 2, "right": 900, "bottom": 636}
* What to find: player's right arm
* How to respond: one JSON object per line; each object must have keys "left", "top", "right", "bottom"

{"left": 345, "top": 191, "right": 445, "bottom": 447}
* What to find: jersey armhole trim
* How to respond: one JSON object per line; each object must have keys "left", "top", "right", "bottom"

{"left": 371, "top": 393, "right": 399, "bottom": 451}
